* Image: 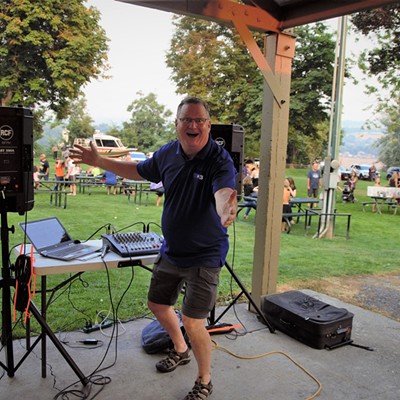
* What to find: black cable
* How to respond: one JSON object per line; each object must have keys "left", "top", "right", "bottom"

{"left": 52, "top": 257, "right": 126, "bottom": 399}
{"left": 116, "top": 221, "right": 146, "bottom": 233}
{"left": 226, "top": 219, "right": 248, "bottom": 334}
{"left": 146, "top": 221, "right": 162, "bottom": 233}
{"left": 80, "top": 223, "right": 115, "bottom": 242}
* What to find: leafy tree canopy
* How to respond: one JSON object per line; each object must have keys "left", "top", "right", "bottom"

{"left": 351, "top": 5, "right": 400, "bottom": 111}
{"left": 63, "top": 96, "right": 95, "bottom": 144}
{"left": 374, "top": 99, "right": 400, "bottom": 167}
{"left": 351, "top": 5, "right": 400, "bottom": 165}
{"left": 166, "top": 16, "right": 336, "bottom": 164}
{"left": 0, "top": 0, "right": 109, "bottom": 121}
{"left": 120, "top": 92, "right": 175, "bottom": 152}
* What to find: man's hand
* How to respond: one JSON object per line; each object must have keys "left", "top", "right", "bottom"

{"left": 69, "top": 141, "right": 100, "bottom": 168}
{"left": 216, "top": 188, "right": 237, "bottom": 228}
{"left": 70, "top": 141, "right": 142, "bottom": 181}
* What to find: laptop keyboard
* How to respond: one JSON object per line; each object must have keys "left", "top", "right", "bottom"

{"left": 48, "top": 244, "right": 88, "bottom": 258}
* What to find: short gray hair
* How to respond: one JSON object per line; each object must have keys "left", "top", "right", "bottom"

{"left": 176, "top": 96, "right": 210, "bottom": 118}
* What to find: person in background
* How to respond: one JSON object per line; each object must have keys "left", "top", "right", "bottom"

{"left": 70, "top": 96, "right": 237, "bottom": 400}
{"left": 389, "top": 171, "right": 399, "bottom": 188}
{"left": 38, "top": 154, "right": 50, "bottom": 181}
{"left": 120, "top": 153, "right": 135, "bottom": 196}
{"left": 372, "top": 176, "right": 382, "bottom": 212}
{"left": 52, "top": 144, "right": 58, "bottom": 160}
{"left": 87, "top": 166, "right": 102, "bottom": 177}
{"left": 245, "top": 159, "right": 259, "bottom": 188}
{"left": 33, "top": 165, "right": 41, "bottom": 189}
{"left": 242, "top": 174, "right": 258, "bottom": 219}
{"left": 307, "top": 162, "right": 321, "bottom": 198}
{"left": 282, "top": 178, "right": 292, "bottom": 232}
{"left": 286, "top": 176, "right": 297, "bottom": 198}
{"left": 150, "top": 181, "right": 164, "bottom": 206}
{"left": 103, "top": 170, "right": 118, "bottom": 195}
{"left": 368, "top": 163, "right": 377, "bottom": 182}
{"left": 54, "top": 158, "right": 65, "bottom": 191}
{"left": 65, "top": 156, "right": 80, "bottom": 196}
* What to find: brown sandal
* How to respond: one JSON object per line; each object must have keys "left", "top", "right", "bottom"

{"left": 183, "top": 379, "right": 213, "bottom": 400}
{"left": 155, "top": 348, "right": 191, "bottom": 373}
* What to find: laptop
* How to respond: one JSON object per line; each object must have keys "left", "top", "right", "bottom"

{"left": 19, "top": 217, "right": 101, "bottom": 261}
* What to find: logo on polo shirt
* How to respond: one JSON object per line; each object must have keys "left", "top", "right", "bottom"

{"left": 193, "top": 172, "right": 204, "bottom": 180}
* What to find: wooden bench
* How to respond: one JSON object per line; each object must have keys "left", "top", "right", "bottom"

{"left": 34, "top": 189, "right": 68, "bottom": 209}
{"left": 312, "top": 212, "right": 352, "bottom": 240}
{"left": 282, "top": 212, "right": 308, "bottom": 233}
{"left": 236, "top": 202, "right": 257, "bottom": 217}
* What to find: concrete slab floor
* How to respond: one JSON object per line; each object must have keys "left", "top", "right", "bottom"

{"left": 1, "top": 290, "right": 399, "bottom": 400}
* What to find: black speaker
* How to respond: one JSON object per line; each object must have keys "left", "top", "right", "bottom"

{"left": 211, "top": 124, "right": 244, "bottom": 195}
{"left": 0, "top": 106, "right": 34, "bottom": 214}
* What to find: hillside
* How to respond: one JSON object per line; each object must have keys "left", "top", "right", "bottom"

{"left": 341, "top": 121, "right": 383, "bottom": 156}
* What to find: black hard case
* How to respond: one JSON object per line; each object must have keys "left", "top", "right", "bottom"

{"left": 261, "top": 290, "right": 354, "bottom": 349}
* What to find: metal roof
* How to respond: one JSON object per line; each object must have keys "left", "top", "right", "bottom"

{"left": 118, "top": 0, "right": 399, "bottom": 32}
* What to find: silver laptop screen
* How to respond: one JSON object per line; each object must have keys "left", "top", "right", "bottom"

{"left": 20, "top": 217, "right": 73, "bottom": 252}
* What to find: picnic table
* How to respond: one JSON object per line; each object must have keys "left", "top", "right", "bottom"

{"left": 365, "top": 186, "right": 400, "bottom": 214}
{"left": 363, "top": 196, "right": 399, "bottom": 215}
{"left": 34, "top": 180, "right": 68, "bottom": 209}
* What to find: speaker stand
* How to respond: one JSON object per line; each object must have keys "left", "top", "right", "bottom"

{"left": 0, "top": 208, "right": 88, "bottom": 385}
{"left": 208, "top": 261, "right": 275, "bottom": 333}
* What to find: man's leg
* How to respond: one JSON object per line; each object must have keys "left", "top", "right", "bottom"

{"left": 148, "top": 301, "right": 188, "bottom": 353}
{"left": 182, "top": 315, "right": 211, "bottom": 385}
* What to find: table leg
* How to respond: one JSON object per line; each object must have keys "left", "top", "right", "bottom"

{"left": 41, "top": 276, "right": 47, "bottom": 378}
{"left": 375, "top": 199, "right": 381, "bottom": 214}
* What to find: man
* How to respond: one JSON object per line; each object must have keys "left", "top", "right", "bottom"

{"left": 368, "top": 163, "right": 377, "bottom": 182}
{"left": 38, "top": 153, "right": 50, "bottom": 181}
{"left": 70, "top": 97, "right": 237, "bottom": 400}
{"left": 307, "top": 162, "right": 321, "bottom": 198}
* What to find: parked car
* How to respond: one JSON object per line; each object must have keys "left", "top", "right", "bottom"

{"left": 350, "top": 164, "right": 373, "bottom": 180}
{"left": 339, "top": 166, "right": 351, "bottom": 181}
{"left": 129, "top": 151, "right": 147, "bottom": 163}
{"left": 386, "top": 166, "right": 400, "bottom": 180}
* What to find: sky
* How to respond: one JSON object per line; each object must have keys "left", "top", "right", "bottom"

{"left": 83, "top": 0, "right": 378, "bottom": 125}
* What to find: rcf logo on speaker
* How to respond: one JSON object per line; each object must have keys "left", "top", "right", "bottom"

{"left": 214, "top": 137, "right": 226, "bottom": 147}
{"left": 0, "top": 125, "right": 14, "bottom": 141}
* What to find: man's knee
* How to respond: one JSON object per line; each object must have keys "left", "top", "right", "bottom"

{"left": 182, "top": 315, "right": 206, "bottom": 335}
{"left": 148, "top": 300, "right": 169, "bottom": 315}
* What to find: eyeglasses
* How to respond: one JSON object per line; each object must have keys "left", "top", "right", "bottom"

{"left": 178, "top": 117, "right": 209, "bottom": 125}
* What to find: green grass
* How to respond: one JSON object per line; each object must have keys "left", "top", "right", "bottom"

{"left": 3, "top": 167, "right": 400, "bottom": 337}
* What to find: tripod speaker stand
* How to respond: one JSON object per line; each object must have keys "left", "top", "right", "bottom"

{"left": 208, "top": 261, "right": 275, "bottom": 333}
{"left": 0, "top": 209, "right": 88, "bottom": 384}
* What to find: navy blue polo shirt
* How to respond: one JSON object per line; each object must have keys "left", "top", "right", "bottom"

{"left": 137, "top": 137, "right": 236, "bottom": 268}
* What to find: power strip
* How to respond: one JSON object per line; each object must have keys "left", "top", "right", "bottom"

{"left": 83, "top": 321, "right": 113, "bottom": 333}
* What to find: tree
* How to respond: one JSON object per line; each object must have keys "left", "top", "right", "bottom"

{"left": 62, "top": 96, "right": 95, "bottom": 144}
{"left": 374, "top": 100, "right": 400, "bottom": 167}
{"left": 351, "top": 5, "right": 400, "bottom": 114}
{"left": 120, "top": 92, "right": 175, "bottom": 152}
{"left": 288, "top": 23, "right": 336, "bottom": 164}
{"left": 166, "top": 16, "right": 336, "bottom": 163}
{"left": 166, "top": 16, "right": 263, "bottom": 156}
{"left": 0, "top": 0, "right": 109, "bottom": 121}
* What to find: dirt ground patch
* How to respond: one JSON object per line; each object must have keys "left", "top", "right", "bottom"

{"left": 278, "top": 271, "right": 400, "bottom": 322}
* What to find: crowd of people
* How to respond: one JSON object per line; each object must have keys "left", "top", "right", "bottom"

{"left": 33, "top": 150, "right": 166, "bottom": 203}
